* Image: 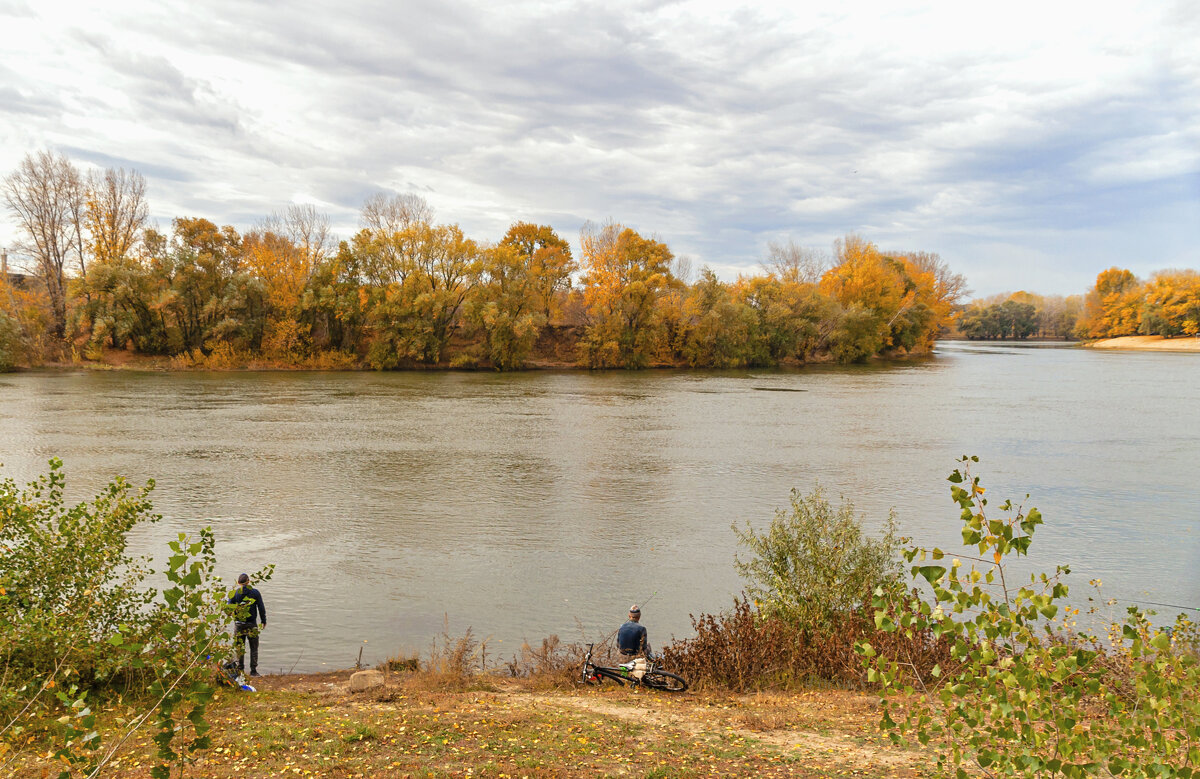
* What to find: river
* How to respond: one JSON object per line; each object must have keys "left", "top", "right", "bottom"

{"left": 1, "top": 341, "right": 1197, "bottom": 672}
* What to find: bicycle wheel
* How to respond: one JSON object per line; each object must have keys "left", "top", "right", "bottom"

{"left": 640, "top": 670, "right": 687, "bottom": 692}
{"left": 597, "top": 668, "right": 628, "bottom": 686}
{"left": 581, "top": 665, "right": 604, "bottom": 685}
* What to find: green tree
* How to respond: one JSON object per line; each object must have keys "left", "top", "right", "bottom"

{"left": 299, "top": 240, "right": 367, "bottom": 354}
{"left": 0, "top": 458, "right": 161, "bottom": 696}
{"left": 366, "top": 223, "right": 481, "bottom": 367}
{"left": 827, "top": 303, "right": 884, "bottom": 362}
{"left": 77, "top": 253, "right": 169, "bottom": 353}
{"left": 0, "top": 308, "right": 24, "bottom": 371}
{"left": 463, "top": 243, "right": 546, "bottom": 370}
{"left": 678, "top": 269, "right": 755, "bottom": 368}
{"left": 733, "top": 275, "right": 835, "bottom": 364}
{"left": 147, "top": 219, "right": 268, "bottom": 354}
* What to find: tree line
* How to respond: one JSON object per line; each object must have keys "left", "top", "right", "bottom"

{"left": 955, "top": 267, "right": 1200, "bottom": 341}
{"left": 0, "top": 151, "right": 967, "bottom": 371}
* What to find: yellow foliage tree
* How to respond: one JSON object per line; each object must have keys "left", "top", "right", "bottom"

{"left": 499, "top": 222, "right": 574, "bottom": 323}
{"left": 577, "top": 222, "right": 675, "bottom": 368}
{"left": 1140, "top": 270, "right": 1200, "bottom": 336}
{"left": 84, "top": 168, "right": 149, "bottom": 265}
{"left": 1076, "top": 267, "right": 1143, "bottom": 338}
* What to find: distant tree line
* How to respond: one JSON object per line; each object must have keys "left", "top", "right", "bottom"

{"left": 955, "top": 293, "right": 1081, "bottom": 340}
{"left": 955, "top": 267, "right": 1200, "bottom": 341}
{"left": 1, "top": 151, "right": 969, "bottom": 370}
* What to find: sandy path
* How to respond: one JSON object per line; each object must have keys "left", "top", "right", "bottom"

{"left": 509, "top": 690, "right": 926, "bottom": 775}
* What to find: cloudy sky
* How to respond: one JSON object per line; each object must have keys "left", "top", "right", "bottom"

{"left": 1, "top": 0, "right": 1196, "bottom": 297}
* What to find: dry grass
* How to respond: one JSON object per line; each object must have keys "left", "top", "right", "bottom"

{"left": 661, "top": 598, "right": 952, "bottom": 692}
{"left": 502, "top": 634, "right": 592, "bottom": 688}
{"left": 7, "top": 671, "right": 930, "bottom": 778}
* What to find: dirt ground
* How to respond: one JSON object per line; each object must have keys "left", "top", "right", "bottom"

{"left": 11, "top": 670, "right": 931, "bottom": 778}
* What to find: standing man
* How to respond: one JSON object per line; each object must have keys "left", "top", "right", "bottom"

{"left": 229, "top": 573, "right": 267, "bottom": 677}
{"left": 617, "top": 604, "right": 651, "bottom": 659}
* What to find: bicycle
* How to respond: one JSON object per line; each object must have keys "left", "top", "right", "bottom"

{"left": 579, "top": 643, "right": 688, "bottom": 692}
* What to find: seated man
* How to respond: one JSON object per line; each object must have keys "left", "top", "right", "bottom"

{"left": 617, "top": 604, "right": 652, "bottom": 659}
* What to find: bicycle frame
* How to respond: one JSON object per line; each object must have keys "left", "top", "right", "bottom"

{"left": 580, "top": 643, "right": 687, "bottom": 691}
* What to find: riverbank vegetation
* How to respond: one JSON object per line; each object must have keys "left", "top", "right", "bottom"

{"left": 1, "top": 151, "right": 965, "bottom": 372}
{"left": 5, "top": 457, "right": 1198, "bottom": 777}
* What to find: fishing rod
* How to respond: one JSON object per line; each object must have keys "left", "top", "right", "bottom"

{"left": 593, "top": 589, "right": 660, "bottom": 650}
{"left": 1097, "top": 596, "right": 1200, "bottom": 613}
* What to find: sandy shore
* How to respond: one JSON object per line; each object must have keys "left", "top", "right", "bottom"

{"left": 1086, "top": 335, "right": 1200, "bottom": 352}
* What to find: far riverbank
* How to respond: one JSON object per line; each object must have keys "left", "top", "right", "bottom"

{"left": 1085, "top": 335, "right": 1200, "bottom": 352}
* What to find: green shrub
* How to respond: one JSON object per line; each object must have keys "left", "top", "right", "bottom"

{"left": 0, "top": 460, "right": 272, "bottom": 778}
{"left": 0, "top": 458, "right": 161, "bottom": 698}
{"left": 733, "top": 486, "right": 901, "bottom": 627}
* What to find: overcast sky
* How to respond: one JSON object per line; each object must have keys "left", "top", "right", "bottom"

{"left": 1, "top": 0, "right": 1197, "bottom": 297}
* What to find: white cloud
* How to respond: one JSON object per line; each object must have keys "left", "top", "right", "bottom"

{"left": 0, "top": 0, "right": 1196, "bottom": 296}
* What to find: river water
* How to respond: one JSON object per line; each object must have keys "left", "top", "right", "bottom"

{"left": 1, "top": 342, "right": 1197, "bottom": 672}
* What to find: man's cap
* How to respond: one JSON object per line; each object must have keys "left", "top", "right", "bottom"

{"left": 629, "top": 605, "right": 640, "bottom": 614}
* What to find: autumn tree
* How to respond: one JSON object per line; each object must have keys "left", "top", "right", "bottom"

{"left": 817, "top": 237, "right": 962, "bottom": 361}
{"left": 2, "top": 151, "right": 87, "bottom": 338}
{"left": 733, "top": 274, "right": 836, "bottom": 364}
{"left": 150, "top": 218, "right": 267, "bottom": 353}
{"left": 577, "top": 221, "right": 675, "bottom": 368}
{"left": 894, "top": 250, "right": 967, "bottom": 318}
{"left": 1139, "top": 269, "right": 1200, "bottom": 336}
{"left": 762, "top": 239, "right": 827, "bottom": 284}
{"left": 1076, "top": 267, "right": 1143, "bottom": 338}
{"left": 499, "top": 222, "right": 575, "bottom": 321}
{"left": 357, "top": 193, "right": 434, "bottom": 287}
{"left": 241, "top": 231, "right": 306, "bottom": 358}
{"left": 237, "top": 206, "right": 332, "bottom": 358}
{"left": 0, "top": 273, "right": 47, "bottom": 370}
{"left": 84, "top": 167, "right": 149, "bottom": 265}
{"left": 462, "top": 243, "right": 546, "bottom": 369}
{"left": 819, "top": 236, "right": 907, "bottom": 361}
{"left": 365, "top": 223, "right": 482, "bottom": 367}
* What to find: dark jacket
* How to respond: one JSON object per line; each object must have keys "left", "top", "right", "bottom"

{"left": 229, "top": 586, "right": 266, "bottom": 626}
{"left": 617, "top": 620, "right": 649, "bottom": 656}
